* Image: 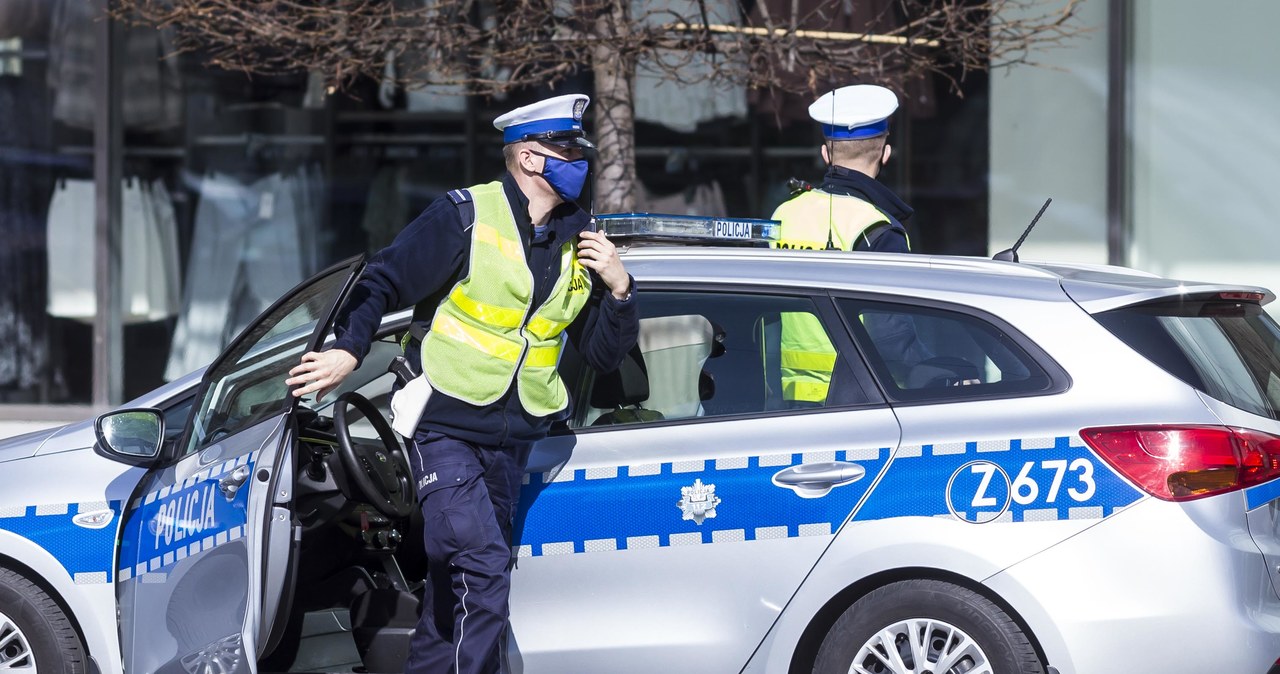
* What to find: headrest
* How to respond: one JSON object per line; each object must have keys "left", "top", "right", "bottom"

{"left": 590, "top": 344, "right": 649, "bottom": 409}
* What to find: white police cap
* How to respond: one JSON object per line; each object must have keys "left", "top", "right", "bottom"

{"left": 493, "top": 93, "right": 594, "bottom": 148}
{"left": 808, "top": 85, "right": 899, "bottom": 140}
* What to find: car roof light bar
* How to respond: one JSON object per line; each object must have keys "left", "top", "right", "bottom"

{"left": 596, "top": 213, "right": 780, "bottom": 247}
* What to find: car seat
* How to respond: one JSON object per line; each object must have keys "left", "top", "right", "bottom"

{"left": 905, "top": 356, "right": 981, "bottom": 389}
{"left": 636, "top": 314, "right": 716, "bottom": 419}
{"left": 590, "top": 344, "right": 664, "bottom": 425}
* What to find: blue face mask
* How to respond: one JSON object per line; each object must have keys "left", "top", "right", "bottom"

{"left": 535, "top": 152, "right": 590, "bottom": 201}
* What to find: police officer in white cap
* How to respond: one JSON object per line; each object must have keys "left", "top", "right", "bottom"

{"left": 287, "top": 93, "right": 638, "bottom": 673}
{"left": 770, "top": 84, "right": 916, "bottom": 408}
{"left": 771, "top": 84, "right": 912, "bottom": 253}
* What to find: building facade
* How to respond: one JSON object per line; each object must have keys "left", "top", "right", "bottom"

{"left": 1, "top": 0, "right": 1272, "bottom": 422}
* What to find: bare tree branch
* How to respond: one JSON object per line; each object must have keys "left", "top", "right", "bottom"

{"left": 111, "top": 0, "right": 1086, "bottom": 211}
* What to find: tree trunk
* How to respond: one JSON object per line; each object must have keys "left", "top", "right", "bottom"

{"left": 590, "top": 3, "right": 635, "bottom": 214}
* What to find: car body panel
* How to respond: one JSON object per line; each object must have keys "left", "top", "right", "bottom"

{"left": 0, "top": 445, "right": 142, "bottom": 674}
{"left": 116, "top": 415, "right": 283, "bottom": 673}
{"left": 5, "top": 247, "right": 1280, "bottom": 673}
{"left": 509, "top": 408, "right": 901, "bottom": 672}
{"left": 986, "top": 496, "right": 1280, "bottom": 674}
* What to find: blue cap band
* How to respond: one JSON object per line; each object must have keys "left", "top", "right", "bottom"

{"left": 821, "top": 119, "right": 889, "bottom": 140}
{"left": 503, "top": 118, "right": 584, "bottom": 144}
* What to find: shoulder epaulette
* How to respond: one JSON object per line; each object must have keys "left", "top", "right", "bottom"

{"left": 446, "top": 189, "right": 472, "bottom": 205}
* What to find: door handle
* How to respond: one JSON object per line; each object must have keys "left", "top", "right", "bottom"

{"left": 772, "top": 461, "right": 866, "bottom": 499}
{"left": 219, "top": 465, "right": 252, "bottom": 500}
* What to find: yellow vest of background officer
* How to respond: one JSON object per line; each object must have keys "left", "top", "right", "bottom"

{"left": 770, "top": 192, "right": 909, "bottom": 403}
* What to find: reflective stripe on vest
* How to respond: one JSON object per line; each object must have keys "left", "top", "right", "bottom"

{"left": 420, "top": 181, "right": 592, "bottom": 416}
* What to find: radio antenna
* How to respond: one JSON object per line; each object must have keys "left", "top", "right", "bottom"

{"left": 825, "top": 82, "right": 837, "bottom": 250}
{"left": 993, "top": 197, "right": 1052, "bottom": 263}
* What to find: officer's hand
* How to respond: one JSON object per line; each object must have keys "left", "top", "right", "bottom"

{"left": 577, "top": 230, "right": 630, "bottom": 300}
{"left": 286, "top": 349, "right": 357, "bottom": 402}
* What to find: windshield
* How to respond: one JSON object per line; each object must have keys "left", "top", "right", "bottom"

{"left": 182, "top": 264, "right": 357, "bottom": 457}
{"left": 1095, "top": 298, "right": 1280, "bottom": 420}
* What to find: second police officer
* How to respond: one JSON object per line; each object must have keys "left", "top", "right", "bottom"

{"left": 286, "top": 93, "right": 639, "bottom": 674}
{"left": 770, "top": 84, "right": 918, "bottom": 407}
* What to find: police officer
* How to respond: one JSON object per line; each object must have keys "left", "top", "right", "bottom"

{"left": 771, "top": 85, "right": 916, "bottom": 406}
{"left": 771, "top": 84, "right": 913, "bottom": 253}
{"left": 286, "top": 93, "right": 639, "bottom": 674}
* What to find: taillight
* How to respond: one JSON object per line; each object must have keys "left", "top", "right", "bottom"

{"left": 1079, "top": 425, "right": 1280, "bottom": 501}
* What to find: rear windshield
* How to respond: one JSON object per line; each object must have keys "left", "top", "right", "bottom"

{"left": 1095, "top": 299, "right": 1280, "bottom": 420}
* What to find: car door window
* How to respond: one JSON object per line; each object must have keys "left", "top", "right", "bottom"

{"left": 838, "top": 298, "right": 1057, "bottom": 401}
{"left": 569, "top": 291, "right": 875, "bottom": 428}
{"left": 182, "top": 265, "right": 355, "bottom": 457}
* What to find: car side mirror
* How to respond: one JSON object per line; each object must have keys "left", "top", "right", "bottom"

{"left": 95, "top": 409, "right": 165, "bottom": 462}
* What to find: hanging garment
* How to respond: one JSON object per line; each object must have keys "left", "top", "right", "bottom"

{"left": 46, "top": 178, "right": 181, "bottom": 324}
{"left": 634, "top": 179, "right": 727, "bottom": 217}
{"left": 632, "top": 0, "right": 747, "bottom": 132}
{"left": 45, "top": 178, "right": 95, "bottom": 320}
{"left": 48, "top": 0, "right": 181, "bottom": 131}
{"left": 0, "top": 0, "right": 51, "bottom": 40}
{"left": 165, "top": 170, "right": 309, "bottom": 380}
{"left": 747, "top": 0, "right": 936, "bottom": 125}
{"left": 0, "top": 51, "right": 54, "bottom": 395}
{"left": 361, "top": 164, "right": 409, "bottom": 253}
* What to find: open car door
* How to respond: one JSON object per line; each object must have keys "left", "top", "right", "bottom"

{"left": 115, "top": 256, "right": 365, "bottom": 674}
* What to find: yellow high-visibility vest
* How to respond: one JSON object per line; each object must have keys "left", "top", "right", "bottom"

{"left": 770, "top": 189, "right": 910, "bottom": 403}
{"left": 420, "top": 181, "right": 592, "bottom": 417}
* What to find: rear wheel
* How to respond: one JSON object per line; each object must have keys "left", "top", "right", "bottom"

{"left": 0, "top": 568, "right": 87, "bottom": 674}
{"left": 814, "top": 579, "right": 1044, "bottom": 674}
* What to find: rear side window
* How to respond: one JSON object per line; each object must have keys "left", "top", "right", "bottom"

{"left": 1095, "top": 299, "right": 1280, "bottom": 420}
{"left": 838, "top": 298, "right": 1058, "bottom": 402}
{"left": 565, "top": 291, "right": 879, "bottom": 429}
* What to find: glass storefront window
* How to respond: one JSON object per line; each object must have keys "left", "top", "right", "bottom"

{"left": 3, "top": 2, "right": 995, "bottom": 412}
{"left": 0, "top": 0, "right": 94, "bottom": 404}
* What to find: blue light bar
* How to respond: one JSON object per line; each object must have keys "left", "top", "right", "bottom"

{"left": 596, "top": 213, "right": 780, "bottom": 246}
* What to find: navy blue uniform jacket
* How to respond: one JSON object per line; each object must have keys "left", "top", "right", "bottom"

{"left": 819, "top": 164, "right": 914, "bottom": 253}
{"left": 332, "top": 173, "right": 639, "bottom": 447}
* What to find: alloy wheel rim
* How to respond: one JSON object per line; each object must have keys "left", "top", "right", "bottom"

{"left": 850, "top": 617, "right": 992, "bottom": 674}
{"left": 0, "top": 610, "right": 37, "bottom": 672}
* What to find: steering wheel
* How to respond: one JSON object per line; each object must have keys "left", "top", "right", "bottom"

{"left": 332, "top": 392, "right": 416, "bottom": 518}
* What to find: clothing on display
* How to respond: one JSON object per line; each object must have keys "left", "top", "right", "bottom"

{"left": 48, "top": 0, "right": 181, "bottom": 131}
{"left": 361, "top": 164, "right": 410, "bottom": 253}
{"left": 632, "top": 0, "right": 747, "bottom": 132}
{"left": 46, "top": 178, "right": 182, "bottom": 324}
{"left": 0, "top": 66, "right": 54, "bottom": 394}
{"left": 0, "top": 0, "right": 51, "bottom": 40}
{"left": 746, "top": 0, "right": 935, "bottom": 125}
{"left": 164, "top": 166, "right": 325, "bottom": 380}
{"left": 635, "top": 179, "right": 727, "bottom": 217}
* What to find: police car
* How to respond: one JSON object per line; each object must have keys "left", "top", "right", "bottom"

{"left": 4, "top": 214, "right": 1280, "bottom": 674}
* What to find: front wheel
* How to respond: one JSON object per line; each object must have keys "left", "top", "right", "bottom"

{"left": 0, "top": 568, "right": 87, "bottom": 674}
{"left": 814, "top": 579, "right": 1044, "bottom": 674}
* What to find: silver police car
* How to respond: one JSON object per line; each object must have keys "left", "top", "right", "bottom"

{"left": 4, "top": 219, "right": 1280, "bottom": 674}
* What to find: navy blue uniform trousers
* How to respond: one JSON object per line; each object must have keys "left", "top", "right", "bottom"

{"left": 404, "top": 429, "right": 531, "bottom": 674}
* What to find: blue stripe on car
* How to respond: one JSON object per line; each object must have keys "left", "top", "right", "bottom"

{"left": 513, "top": 436, "right": 1145, "bottom": 557}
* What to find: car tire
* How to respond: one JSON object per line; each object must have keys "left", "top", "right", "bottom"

{"left": 813, "top": 579, "right": 1044, "bottom": 674}
{"left": 0, "top": 567, "right": 88, "bottom": 674}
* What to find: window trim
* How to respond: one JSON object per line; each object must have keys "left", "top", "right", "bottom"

{"left": 831, "top": 292, "right": 1071, "bottom": 406}
{"left": 552, "top": 282, "right": 889, "bottom": 437}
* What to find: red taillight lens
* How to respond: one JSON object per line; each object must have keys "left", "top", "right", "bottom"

{"left": 1080, "top": 425, "right": 1280, "bottom": 501}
